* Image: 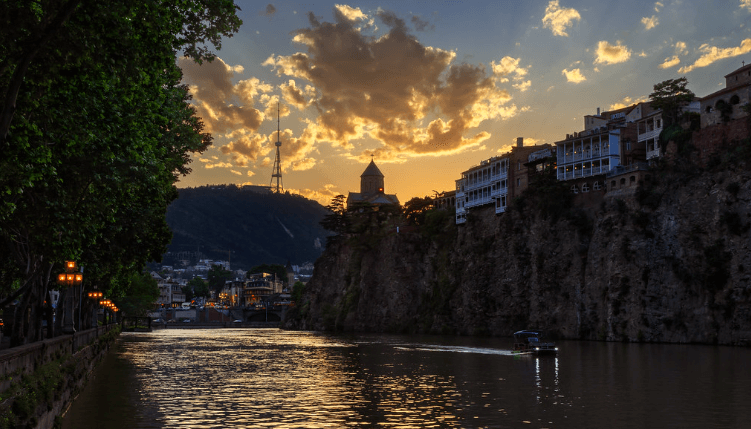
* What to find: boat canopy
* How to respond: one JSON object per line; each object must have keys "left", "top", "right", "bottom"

{"left": 514, "top": 330, "right": 542, "bottom": 338}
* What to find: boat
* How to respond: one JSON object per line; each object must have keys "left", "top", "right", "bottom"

{"left": 512, "top": 330, "right": 558, "bottom": 355}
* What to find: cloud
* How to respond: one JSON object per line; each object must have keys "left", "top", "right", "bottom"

{"left": 594, "top": 41, "right": 632, "bottom": 65}
{"left": 562, "top": 68, "right": 586, "bottom": 83}
{"left": 675, "top": 41, "right": 688, "bottom": 55}
{"left": 678, "top": 38, "right": 751, "bottom": 73}
{"left": 280, "top": 80, "right": 315, "bottom": 110}
{"left": 609, "top": 95, "right": 648, "bottom": 110}
{"left": 542, "top": 0, "right": 581, "bottom": 37}
{"left": 411, "top": 15, "right": 433, "bottom": 32}
{"left": 262, "top": 4, "right": 276, "bottom": 17}
{"left": 201, "top": 161, "right": 233, "bottom": 169}
{"left": 513, "top": 80, "right": 532, "bottom": 92}
{"left": 492, "top": 56, "right": 531, "bottom": 91}
{"left": 641, "top": 15, "right": 659, "bottom": 30}
{"left": 264, "top": 8, "right": 525, "bottom": 162}
{"left": 247, "top": 171, "right": 255, "bottom": 177}
{"left": 230, "top": 170, "right": 242, "bottom": 175}
{"left": 179, "top": 57, "right": 272, "bottom": 136}
{"left": 290, "top": 184, "right": 341, "bottom": 205}
{"left": 659, "top": 41, "right": 688, "bottom": 68}
{"left": 742, "top": 0, "right": 751, "bottom": 12}
{"left": 218, "top": 130, "right": 268, "bottom": 166}
{"left": 658, "top": 56, "right": 681, "bottom": 69}
{"left": 654, "top": 2, "right": 664, "bottom": 12}
{"left": 334, "top": 4, "right": 367, "bottom": 22}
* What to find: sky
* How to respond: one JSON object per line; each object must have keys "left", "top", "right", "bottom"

{"left": 177, "top": 0, "right": 751, "bottom": 205}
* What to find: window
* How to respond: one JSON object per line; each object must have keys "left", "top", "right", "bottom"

{"left": 630, "top": 175, "right": 636, "bottom": 183}
{"left": 620, "top": 178, "right": 626, "bottom": 186}
{"left": 582, "top": 183, "right": 590, "bottom": 192}
{"left": 626, "top": 141, "right": 631, "bottom": 150}
{"left": 517, "top": 161, "right": 521, "bottom": 170}
{"left": 656, "top": 118, "right": 661, "bottom": 128}
{"left": 611, "top": 180, "right": 616, "bottom": 188}
{"left": 593, "top": 181, "right": 601, "bottom": 191}
{"left": 730, "top": 95, "right": 740, "bottom": 105}
{"left": 570, "top": 185, "right": 578, "bottom": 194}
{"left": 706, "top": 106, "right": 712, "bottom": 113}
{"left": 517, "top": 178, "right": 521, "bottom": 187}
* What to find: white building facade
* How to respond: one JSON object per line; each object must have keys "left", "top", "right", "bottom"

{"left": 455, "top": 156, "right": 509, "bottom": 224}
{"left": 556, "top": 128, "right": 621, "bottom": 181}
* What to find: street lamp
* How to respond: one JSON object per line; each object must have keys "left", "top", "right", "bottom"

{"left": 87, "top": 288, "right": 103, "bottom": 328}
{"left": 57, "top": 260, "right": 83, "bottom": 334}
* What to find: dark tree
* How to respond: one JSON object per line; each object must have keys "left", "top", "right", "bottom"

{"left": 0, "top": 1, "right": 242, "bottom": 346}
{"left": 649, "top": 77, "right": 695, "bottom": 127}
{"left": 403, "top": 196, "right": 434, "bottom": 225}
{"left": 320, "top": 194, "right": 349, "bottom": 233}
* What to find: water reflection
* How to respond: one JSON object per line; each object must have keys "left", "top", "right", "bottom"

{"left": 64, "top": 330, "right": 751, "bottom": 428}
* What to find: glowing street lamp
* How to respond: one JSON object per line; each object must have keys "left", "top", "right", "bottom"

{"left": 57, "top": 260, "right": 83, "bottom": 288}
{"left": 57, "top": 260, "right": 83, "bottom": 334}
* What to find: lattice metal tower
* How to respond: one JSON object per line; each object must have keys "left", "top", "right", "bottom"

{"left": 270, "top": 103, "right": 283, "bottom": 193}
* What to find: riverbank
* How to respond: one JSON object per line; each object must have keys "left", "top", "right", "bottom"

{"left": 0, "top": 325, "right": 119, "bottom": 428}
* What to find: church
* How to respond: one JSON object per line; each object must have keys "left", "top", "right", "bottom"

{"left": 346, "top": 158, "right": 400, "bottom": 209}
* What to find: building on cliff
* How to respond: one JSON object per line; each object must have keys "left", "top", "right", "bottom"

{"left": 346, "top": 158, "right": 400, "bottom": 209}
{"left": 700, "top": 62, "right": 751, "bottom": 128}
{"left": 455, "top": 138, "right": 552, "bottom": 224}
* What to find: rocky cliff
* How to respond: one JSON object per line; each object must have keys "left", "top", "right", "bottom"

{"left": 287, "top": 156, "right": 751, "bottom": 345}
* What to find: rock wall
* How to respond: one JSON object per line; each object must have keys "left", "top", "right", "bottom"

{"left": 288, "top": 162, "right": 751, "bottom": 345}
{"left": 0, "top": 325, "right": 120, "bottom": 428}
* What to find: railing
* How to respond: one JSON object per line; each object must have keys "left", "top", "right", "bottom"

{"left": 605, "top": 161, "right": 649, "bottom": 178}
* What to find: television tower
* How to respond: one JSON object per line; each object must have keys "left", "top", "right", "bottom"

{"left": 270, "top": 103, "right": 283, "bottom": 193}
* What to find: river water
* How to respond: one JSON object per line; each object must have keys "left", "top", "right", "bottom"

{"left": 63, "top": 329, "right": 751, "bottom": 428}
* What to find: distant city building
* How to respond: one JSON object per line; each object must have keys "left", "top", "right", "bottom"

{"left": 243, "top": 273, "right": 283, "bottom": 306}
{"left": 347, "top": 158, "right": 400, "bottom": 209}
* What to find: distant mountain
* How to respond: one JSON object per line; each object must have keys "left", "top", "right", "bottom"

{"left": 162, "top": 185, "right": 330, "bottom": 270}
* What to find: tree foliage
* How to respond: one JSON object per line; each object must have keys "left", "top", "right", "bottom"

{"left": 403, "top": 196, "right": 434, "bottom": 225}
{"left": 649, "top": 77, "right": 695, "bottom": 127}
{"left": 115, "top": 272, "right": 160, "bottom": 317}
{"left": 320, "top": 194, "right": 348, "bottom": 233}
{"left": 188, "top": 277, "right": 210, "bottom": 299}
{"left": 0, "top": 0, "right": 242, "bottom": 346}
{"left": 248, "top": 264, "right": 287, "bottom": 284}
{"left": 208, "top": 265, "right": 232, "bottom": 293}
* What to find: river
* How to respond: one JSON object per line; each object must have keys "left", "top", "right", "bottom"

{"left": 62, "top": 329, "right": 751, "bottom": 428}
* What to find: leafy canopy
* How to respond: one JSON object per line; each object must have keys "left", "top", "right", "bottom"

{"left": 649, "top": 77, "right": 695, "bottom": 127}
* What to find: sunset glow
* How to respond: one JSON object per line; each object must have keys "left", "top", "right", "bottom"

{"left": 177, "top": 1, "right": 751, "bottom": 204}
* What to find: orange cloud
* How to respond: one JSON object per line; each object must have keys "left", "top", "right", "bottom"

{"left": 218, "top": 130, "right": 268, "bottom": 167}
{"left": 542, "top": 0, "right": 581, "bottom": 37}
{"left": 678, "top": 38, "right": 751, "bottom": 73}
{"left": 594, "top": 41, "right": 632, "bottom": 65}
{"left": 289, "top": 184, "right": 342, "bottom": 205}
{"left": 658, "top": 56, "right": 680, "bottom": 69}
{"left": 265, "top": 8, "right": 523, "bottom": 161}
{"left": 562, "top": 68, "right": 586, "bottom": 83}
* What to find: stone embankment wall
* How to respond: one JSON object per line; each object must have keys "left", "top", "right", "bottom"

{"left": 0, "top": 325, "right": 119, "bottom": 428}
{"left": 289, "top": 162, "right": 751, "bottom": 346}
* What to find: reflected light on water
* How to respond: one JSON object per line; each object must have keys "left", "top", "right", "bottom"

{"left": 63, "top": 329, "right": 751, "bottom": 429}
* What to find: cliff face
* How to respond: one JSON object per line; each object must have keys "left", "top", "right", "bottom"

{"left": 288, "top": 164, "right": 751, "bottom": 345}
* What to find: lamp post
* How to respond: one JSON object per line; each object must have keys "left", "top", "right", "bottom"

{"left": 57, "top": 260, "right": 83, "bottom": 334}
{"left": 87, "top": 289, "right": 103, "bottom": 329}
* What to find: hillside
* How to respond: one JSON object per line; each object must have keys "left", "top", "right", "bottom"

{"left": 162, "top": 185, "right": 330, "bottom": 270}
{"left": 287, "top": 148, "right": 751, "bottom": 345}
